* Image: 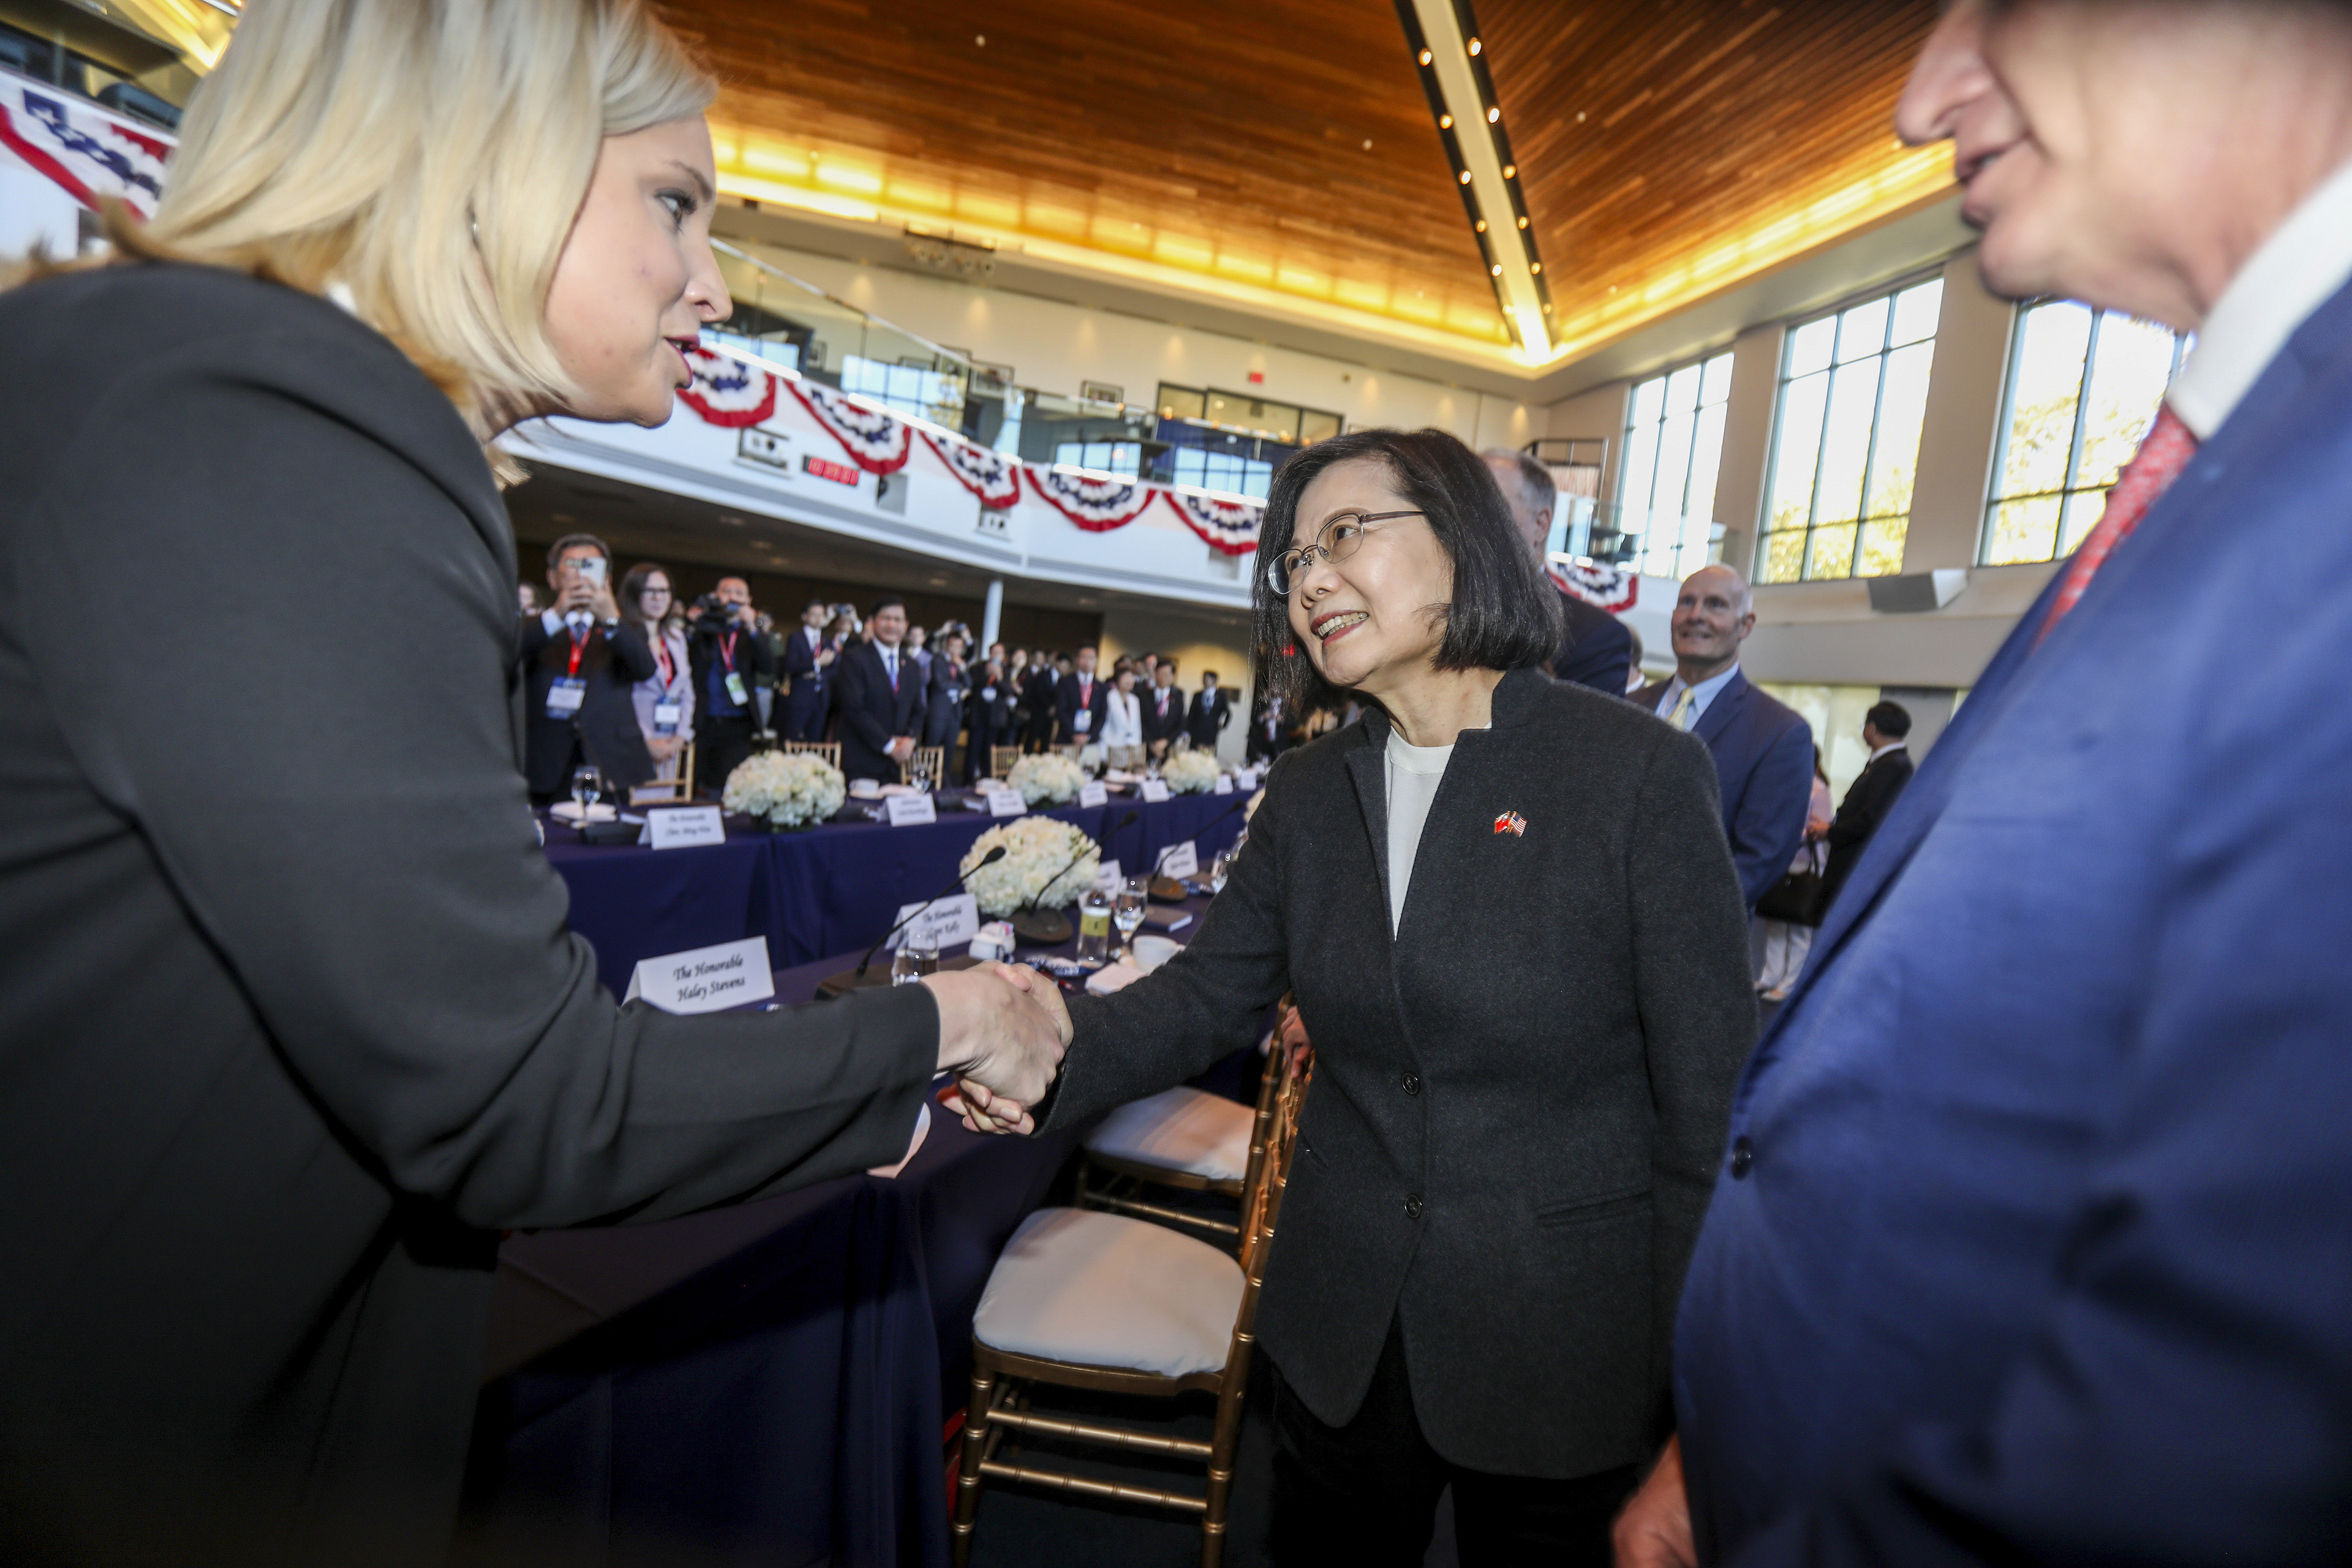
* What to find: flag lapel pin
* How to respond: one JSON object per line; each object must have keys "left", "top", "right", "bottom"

{"left": 1493, "top": 810, "right": 1526, "bottom": 837}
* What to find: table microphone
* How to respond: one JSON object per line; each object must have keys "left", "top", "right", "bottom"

{"left": 819, "top": 846, "right": 1007, "bottom": 997}
{"left": 1010, "top": 809, "right": 1139, "bottom": 946}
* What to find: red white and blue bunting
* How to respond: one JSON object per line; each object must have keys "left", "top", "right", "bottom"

{"left": 919, "top": 430, "right": 1020, "bottom": 509}
{"left": 1550, "top": 560, "right": 1639, "bottom": 614}
{"left": 789, "top": 380, "right": 911, "bottom": 474}
{"left": 1025, "top": 467, "right": 1157, "bottom": 531}
{"left": 1163, "top": 491, "right": 1262, "bottom": 557}
{"left": 675, "top": 345, "right": 777, "bottom": 428}
{"left": 0, "top": 75, "right": 169, "bottom": 219}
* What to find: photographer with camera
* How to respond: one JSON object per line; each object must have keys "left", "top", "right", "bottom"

{"left": 688, "top": 574, "right": 774, "bottom": 796}
{"left": 517, "top": 533, "right": 656, "bottom": 807}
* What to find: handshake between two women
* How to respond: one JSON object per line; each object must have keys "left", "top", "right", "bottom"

{"left": 922, "top": 965, "right": 1077, "bottom": 1136}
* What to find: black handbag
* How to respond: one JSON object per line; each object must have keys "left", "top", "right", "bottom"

{"left": 1756, "top": 845, "right": 1829, "bottom": 926}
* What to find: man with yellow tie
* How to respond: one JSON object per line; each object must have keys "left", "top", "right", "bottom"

{"left": 1632, "top": 564, "right": 1814, "bottom": 908}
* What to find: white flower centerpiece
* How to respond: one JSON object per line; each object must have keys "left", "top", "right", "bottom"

{"left": 1007, "top": 752, "right": 1087, "bottom": 806}
{"left": 961, "top": 816, "right": 1099, "bottom": 916}
{"left": 1161, "top": 750, "right": 1220, "bottom": 794}
{"left": 722, "top": 750, "right": 846, "bottom": 830}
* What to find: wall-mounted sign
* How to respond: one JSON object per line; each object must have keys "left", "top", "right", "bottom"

{"left": 738, "top": 427, "right": 794, "bottom": 472}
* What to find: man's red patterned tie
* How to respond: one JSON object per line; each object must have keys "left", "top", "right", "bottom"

{"left": 2035, "top": 404, "right": 2198, "bottom": 646}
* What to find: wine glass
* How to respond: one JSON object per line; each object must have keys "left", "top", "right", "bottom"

{"left": 569, "top": 764, "right": 604, "bottom": 827}
{"left": 1113, "top": 875, "right": 1148, "bottom": 963}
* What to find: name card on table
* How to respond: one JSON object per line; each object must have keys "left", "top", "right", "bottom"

{"left": 625, "top": 937, "right": 774, "bottom": 1014}
{"left": 883, "top": 793, "right": 938, "bottom": 826}
{"left": 1092, "top": 858, "right": 1122, "bottom": 891}
{"left": 1078, "top": 780, "right": 1108, "bottom": 809}
{"left": 1237, "top": 766, "right": 1261, "bottom": 791}
{"left": 984, "top": 787, "right": 1027, "bottom": 816}
{"left": 1139, "top": 779, "right": 1171, "bottom": 803}
{"left": 639, "top": 805, "right": 725, "bottom": 850}
{"left": 1213, "top": 774, "right": 1234, "bottom": 795}
{"left": 887, "top": 893, "right": 981, "bottom": 951}
{"left": 1155, "top": 840, "right": 1199, "bottom": 880}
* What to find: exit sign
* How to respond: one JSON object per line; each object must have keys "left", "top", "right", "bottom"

{"left": 1247, "top": 371, "right": 1265, "bottom": 385}
{"left": 802, "top": 454, "right": 860, "bottom": 486}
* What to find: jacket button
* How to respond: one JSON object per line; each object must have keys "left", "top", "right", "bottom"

{"left": 1728, "top": 1136, "right": 1755, "bottom": 1180}
{"left": 1401, "top": 1073, "right": 1422, "bottom": 1096}
{"left": 1404, "top": 1193, "right": 1424, "bottom": 1219}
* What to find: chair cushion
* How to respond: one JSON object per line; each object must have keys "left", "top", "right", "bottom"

{"left": 1083, "top": 1085, "right": 1253, "bottom": 1182}
{"left": 974, "top": 1207, "right": 1245, "bottom": 1378}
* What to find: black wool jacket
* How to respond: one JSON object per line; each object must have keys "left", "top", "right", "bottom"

{"left": 1049, "top": 666, "right": 1757, "bottom": 1478}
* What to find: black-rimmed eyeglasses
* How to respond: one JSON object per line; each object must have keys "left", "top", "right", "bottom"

{"left": 1266, "top": 509, "right": 1425, "bottom": 597}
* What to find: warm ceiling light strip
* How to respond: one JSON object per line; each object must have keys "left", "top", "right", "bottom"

{"left": 1394, "top": 0, "right": 1553, "bottom": 361}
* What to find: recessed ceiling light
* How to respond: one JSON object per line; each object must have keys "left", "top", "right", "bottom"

{"left": 1490, "top": 263, "right": 1502, "bottom": 276}
{"left": 1459, "top": 170, "right": 1472, "bottom": 185}
{"left": 1503, "top": 164, "right": 1517, "bottom": 179}
{"left": 1438, "top": 113, "right": 1452, "bottom": 129}
{"left": 1517, "top": 216, "right": 1529, "bottom": 229}
{"left": 1466, "top": 37, "right": 1481, "bottom": 55}
{"left": 1417, "top": 48, "right": 1431, "bottom": 65}
{"left": 1474, "top": 218, "right": 1487, "bottom": 233}
{"left": 1486, "top": 107, "right": 1499, "bottom": 123}
{"left": 720, "top": 514, "right": 745, "bottom": 526}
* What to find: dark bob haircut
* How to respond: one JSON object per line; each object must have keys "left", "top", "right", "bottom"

{"left": 1251, "top": 427, "right": 1561, "bottom": 713}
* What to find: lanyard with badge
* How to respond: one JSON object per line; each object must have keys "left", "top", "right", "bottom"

{"left": 651, "top": 634, "right": 683, "bottom": 736}
{"left": 719, "top": 628, "right": 750, "bottom": 709}
{"left": 548, "top": 625, "right": 589, "bottom": 720}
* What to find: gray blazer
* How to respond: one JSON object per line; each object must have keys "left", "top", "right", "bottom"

{"left": 0, "top": 264, "right": 940, "bottom": 1559}
{"left": 1048, "top": 666, "right": 1757, "bottom": 1479}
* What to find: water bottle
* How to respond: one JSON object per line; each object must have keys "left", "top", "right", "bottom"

{"left": 1075, "top": 886, "right": 1112, "bottom": 965}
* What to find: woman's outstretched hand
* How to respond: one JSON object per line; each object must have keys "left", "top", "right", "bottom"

{"left": 1613, "top": 1436, "right": 1696, "bottom": 1568}
{"left": 927, "top": 964, "right": 1072, "bottom": 1136}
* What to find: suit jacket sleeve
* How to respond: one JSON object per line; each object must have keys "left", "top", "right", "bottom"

{"left": 835, "top": 647, "right": 895, "bottom": 756}
{"left": 1553, "top": 595, "right": 1635, "bottom": 696}
{"left": 1039, "top": 756, "right": 1295, "bottom": 1127}
{"left": 1626, "top": 730, "right": 1758, "bottom": 1382}
{"left": 1726, "top": 717, "right": 2352, "bottom": 1567}
{"left": 1730, "top": 717, "right": 1816, "bottom": 905}
{"left": 21, "top": 345, "right": 938, "bottom": 1229}
{"left": 605, "top": 621, "right": 657, "bottom": 684}
{"left": 1824, "top": 758, "right": 1910, "bottom": 852}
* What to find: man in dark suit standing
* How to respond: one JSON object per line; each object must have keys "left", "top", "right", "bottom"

{"left": 922, "top": 627, "right": 970, "bottom": 775}
{"left": 1631, "top": 565, "right": 1812, "bottom": 908}
{"left": 1140, "top": 658, "right": 1186, "bottom": 761}
{"left": 1187, "top": 668, "right": 1233, "bottom": 755}
{"left": 517, "top": 533, "right": 655, "bottom": 804}
{"left": 1055, "top": 643, "right": 1108, "bottom": 747}
{"left": 1618, "top": 8, "right": 2352, "bottom": 1567}
{"left": 1245, "top": 688, "right": 1289, "bottom": 763}
{"left": 778, "top": 597, "right": 834, "bottom": 742}
{"left": 1483, "top": 447, "right": 1634, "bottom": 696}
{"left": 833, "top": 595, "right": 926, "bottom": 783}
{"left": 688, "top": 575, "right": 775, "bottom": 794}
{"left": 1020, "top": 652, "right": 1060, "bottom": 753}
{"left": 1817, "top": 699, "right": 1915, "bottom": 911}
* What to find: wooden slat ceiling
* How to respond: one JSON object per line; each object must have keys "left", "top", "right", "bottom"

{"left": 663, "top": 0, "right": 1509, "bottom": 344}
{"left": 657, "top": 0, "right": 1948, "bottom": 364}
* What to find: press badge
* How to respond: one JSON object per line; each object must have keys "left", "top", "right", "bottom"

{"left": 546, "top": 676, "right": 586, "bottom": 719}
{"left": 653, "top": 701, "right": 683, "bottom": 736}
{"left": 724, "top": 672, "right": 750, "bottom": 707}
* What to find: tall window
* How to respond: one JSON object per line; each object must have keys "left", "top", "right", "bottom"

{"left": 1616, "top": 352, "right": 1735, "bottom": 580}
{"left": 840, "top": 355, "right": 965, "bottom": 429}
{"left": 1170, "top": 448, "right": 1273, "bottom": 497}
{"left": 1758, "top": 278, "right": 1943, "bottom": 583}
{"left": 1982, "top": 302, "right": 2188, "bottom": 565}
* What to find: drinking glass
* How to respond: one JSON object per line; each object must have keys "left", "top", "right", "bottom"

{"left": 569, "top": 765, "right": 604, "bottom": 824}
{"left": 1113, "top": 876, "right": 1148, "bottom": 962}
{"left": 891, "top": 940, "right": 938, "bottom": 986}
{"left": 1208, "top": 849, "right": 1232, "bottom": 895}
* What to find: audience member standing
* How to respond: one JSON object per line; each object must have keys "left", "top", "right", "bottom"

{"left": 1630, "top": 566, "right": 1812, "bottom": 908}
{"left": 1753, "top": 749, "right": 1834, "bottom": 1003}
{"left": 924, "top": 628, "right": 970, "bottom": 775}
{"left": 1188, "top": 668, "right": 1233, "bottom": 756}
{"left": 779, "top": 597, "right": 834, "bottom": 742}
{"left": 1246, "top": 688, "right": 1289, "bottom": 763}
{"left": 1020, "top": 652, "right": 1059, "bottom": 753}
{"left": 1100, "top": 665, "right": 1144, "bottom": 765}
{"left": 1142, "top": 659, "right": 1186, "bottom": 761}
{"left": 834, "top": 595, "right": 926, "bottom": 783}
{"left": 1618, "top": 7, "right": 2352, "bottom": 1564}
{"left": 619, "top": 562, "right": 694, "bottom": 791}
{"left": 903, "top": 622, "right": 932, "bottom": 685}
{"left": 688, "top": 575, "right": 772, "bottom": 794}
{"left": 1817, "top": 700, "right": 1915, "bottom": 913}
{"left": 964, "top": 657, "right": 1019, "bottom": 782}
{"left": 1056, "top": 644, "right": 1107, "bottom": 747}
{"left": 518, "top": 533, "right": 656, "bottom": 805}
{"left": 1483, "top": 447, "right": 1634, "bottom": 696}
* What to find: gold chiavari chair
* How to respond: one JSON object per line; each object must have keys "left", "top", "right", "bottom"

{"left": 989, "top": 745, "right": 1023, "bottom": 780}
{"left": 902, "top": 745, "right": 945, "bottom": 788}
{"left": 627, "top": 742, "right": 696, "bottom": 805}
{"left": 778, "top": 740, "right": 841, "bottom": 769}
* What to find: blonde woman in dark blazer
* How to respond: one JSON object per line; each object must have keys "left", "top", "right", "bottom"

{"left": 993, "top": 428, "right": 1757, "bottom": 1565}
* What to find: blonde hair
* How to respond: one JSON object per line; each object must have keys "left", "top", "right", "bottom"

{"left": 130, "top": 0, "right": 712, "bottom": 443}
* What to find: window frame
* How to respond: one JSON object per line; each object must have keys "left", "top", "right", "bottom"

{"left": 1978, "top": 300, "right": 2191, "bottom": 567}
{"left": 1754, "top": 270, "right": 1946, "bottom": 584}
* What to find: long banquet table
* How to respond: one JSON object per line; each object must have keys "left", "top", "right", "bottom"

{"left": 543, "top": 788, "right": 1251, "bottom": 991}
{"left": 460, "top": 893, "right": 1253, "bottom": 1568}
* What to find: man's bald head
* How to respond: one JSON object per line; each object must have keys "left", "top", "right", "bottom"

{"left": 1670, "top": 564, "right": 1757, "bottom": 684}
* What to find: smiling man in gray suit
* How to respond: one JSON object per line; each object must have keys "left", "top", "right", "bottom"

{"left": 1632, "top": 565, "right": 1813, "bottom": 908}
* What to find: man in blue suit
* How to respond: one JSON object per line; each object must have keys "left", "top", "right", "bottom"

{"left": 1483, "top": 447, "right": 1635, "bottom": 696}
{"left": 1616, "top": 4, "right": 2352, "bottom": 1564}
{"left": 1632, "top": 565, "right": 1812, "bottom": 908}
{"left": 778, "top": 597, "right": 834, "bottom": 742}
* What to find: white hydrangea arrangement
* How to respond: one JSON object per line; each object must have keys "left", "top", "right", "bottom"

{"left": 722, "top": 750, "right": 846, "bottom": 829}
{"left": 961, "top": 816, "right": 1099, "bottom": 915}
{"left": 1008, "top": 751, "right": 1087, "bottom": 805}
{"left": 1161, "top": 750, "right": 1221, "bottom": 794}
